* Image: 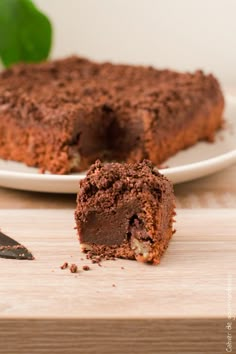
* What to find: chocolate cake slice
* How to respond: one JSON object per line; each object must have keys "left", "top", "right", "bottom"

{"left": 75, "top": 160, "right": 175, "bottom": 264}
{"left": 0, "top": 56, "right": 224, "bottom": 174}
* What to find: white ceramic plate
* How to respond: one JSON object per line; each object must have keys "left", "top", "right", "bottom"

{"left": 0, "top": 94, "right": 236, "bottom": 193}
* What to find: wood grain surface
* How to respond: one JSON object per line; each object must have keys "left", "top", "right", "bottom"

{"left": 0, "top": 209, "right": 235, "bottom": 353}
{"left": 0, "top": 319, "right": 227, "bottom": 354}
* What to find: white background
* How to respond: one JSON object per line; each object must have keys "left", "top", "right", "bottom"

{"left": 36, "top": 0, "right": 236, "bottom": 88}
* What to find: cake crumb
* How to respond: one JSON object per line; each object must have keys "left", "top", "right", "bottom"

{"left": 70, "top": 264, "right": 78, "bottom": 273}
{"left": 60, "top": 262, "right": 68, "bottom": 270}
{"left": 82, "top": 265, "right": 90, "bottom": 271}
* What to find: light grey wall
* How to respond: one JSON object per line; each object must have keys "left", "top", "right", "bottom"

{"left": 36, "top": 0, "right": 236, "bottom": 87}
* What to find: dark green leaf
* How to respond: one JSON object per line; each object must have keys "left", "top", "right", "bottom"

{"left": 0, "top": 0, "right": 52, "bottom": 67}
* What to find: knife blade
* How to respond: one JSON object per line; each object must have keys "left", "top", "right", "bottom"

{"left": 0, "top": 231, "right": 34, "bottom": 260}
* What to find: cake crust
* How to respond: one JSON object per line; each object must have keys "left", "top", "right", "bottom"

{"left": 0, "top": 56, "right": 224, "bottom": 174}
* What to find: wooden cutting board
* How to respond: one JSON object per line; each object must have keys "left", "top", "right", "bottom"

{"left": 0, "top": 209, "right": 235, "bottom": 354}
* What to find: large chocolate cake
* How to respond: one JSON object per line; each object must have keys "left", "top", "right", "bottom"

{"left": 0, "top": 56, "right": 224, "bottom": 174}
